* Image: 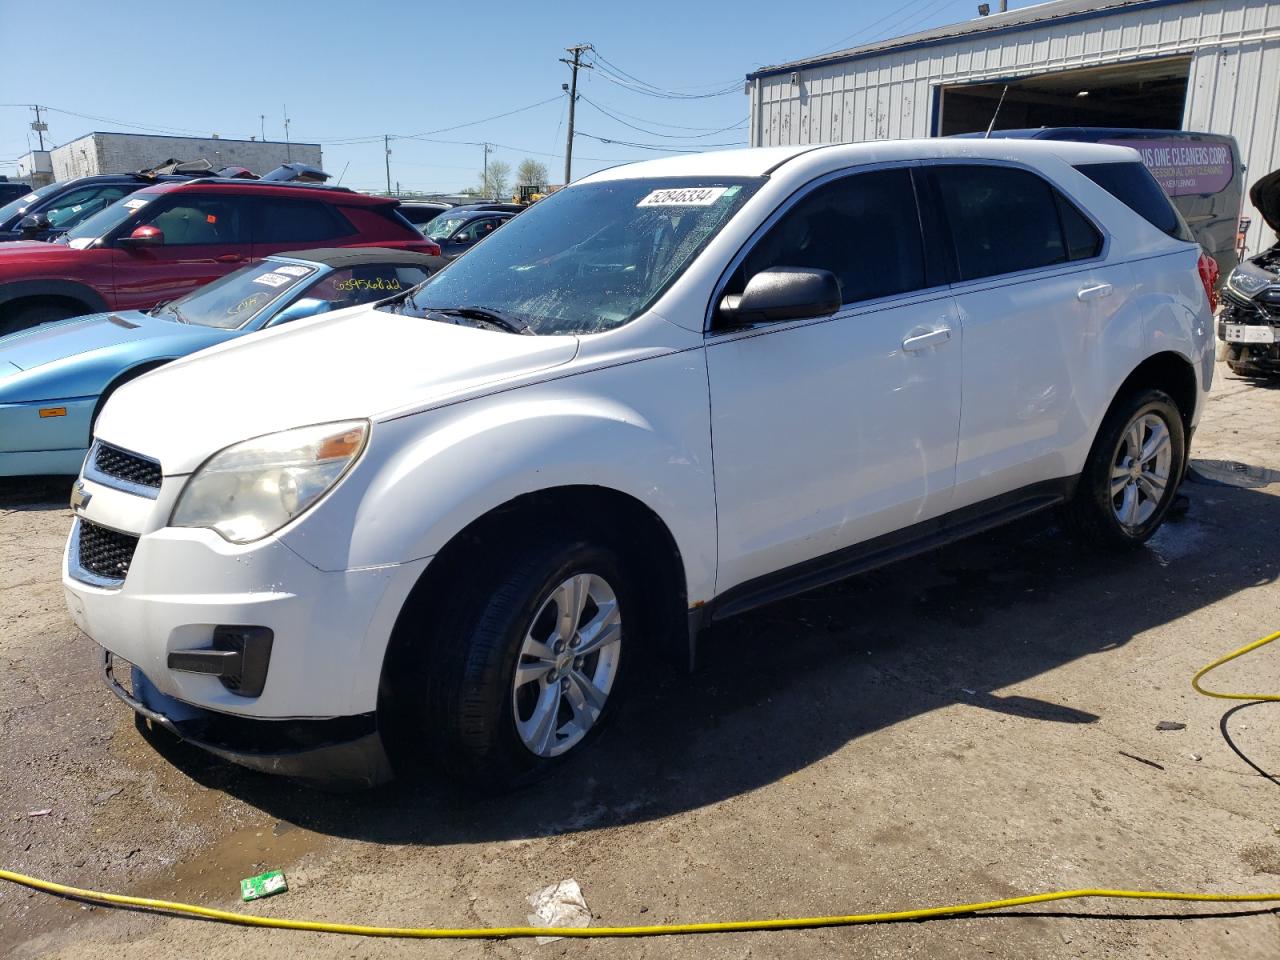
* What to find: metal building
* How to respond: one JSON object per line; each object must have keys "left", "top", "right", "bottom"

{"left": 46, "top": 132, "right": 322, "bottom": 182}
{"left": 747, "top": 0, "right": 1280, "bottom": 253}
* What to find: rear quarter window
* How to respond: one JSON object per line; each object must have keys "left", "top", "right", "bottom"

{"left": 1074, "top": 162, "right": 1195, "bottom": 242}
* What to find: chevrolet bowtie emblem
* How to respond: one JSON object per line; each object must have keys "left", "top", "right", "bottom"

{"left": 70, "top": 481, "right": 92, "bottom": 513}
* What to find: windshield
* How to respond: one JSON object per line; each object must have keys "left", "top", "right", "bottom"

{"left": 400, "top": 177, "right": 762, "bottom": 335}
{"left": 0, "top": 182, "right": 59, "bottom": 227}
{"left": 424, "top": 215, "right": 467, "bottom": 240}
{"left": 154, "top": 260, "right": 318, "bottom": 329}
{"left": 63, "top": 191, "right": 161, "bottom": 248}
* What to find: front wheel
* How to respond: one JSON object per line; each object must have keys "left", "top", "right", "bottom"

{"left": 390, "top": 538, "right": 630, "bottom": 789}
{"left": 1064, "top": 389, "right": 1186, "bottom": 550}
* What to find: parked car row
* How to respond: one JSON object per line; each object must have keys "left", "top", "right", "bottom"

{"left": 0, "top": 247, "right": 433, "bottom": 475}
{"left": 28, "top": 138, "right": 1220, "bottom": 792}
{"left": 0, "top": 176, "right": 437, "bottom": 335}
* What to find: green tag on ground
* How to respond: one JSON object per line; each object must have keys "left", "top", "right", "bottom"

{"left": 240, "top": 869, "right": 288, "bottom": 902}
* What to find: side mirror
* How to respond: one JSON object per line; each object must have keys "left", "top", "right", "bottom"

{"left": 451, "top": 233, "right": 471, "bottom": 244}
{"left": 119, "top": 225, "right": 164, "bottom": 249}
{"left": 717, "top": 266, "right": 842, "bottom": 327}
{"left": 19, "top": 213, "right": 50, "bottom": 237}
{"left": 269, "top": 297, "right": 331, "bottom": 326}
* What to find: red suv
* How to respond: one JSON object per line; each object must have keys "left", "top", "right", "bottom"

{"left": 0, "top": 179, "right": 440, "bottom": 335}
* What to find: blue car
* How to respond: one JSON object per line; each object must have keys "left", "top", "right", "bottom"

{"left": 0, "top": 247, "right": 433, "bottom": 476}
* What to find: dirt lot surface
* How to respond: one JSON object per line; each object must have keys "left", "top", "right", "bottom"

{"left": 2, "top": 362, "right": 1279, "bottom": 959}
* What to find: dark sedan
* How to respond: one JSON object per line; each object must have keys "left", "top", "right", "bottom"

{"left": 423, "top": 208, "right": 516, "bottom": 265}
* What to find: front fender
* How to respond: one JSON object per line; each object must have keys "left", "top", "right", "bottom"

{"left": 281, "top": 349, "right": 718, "bottom": 603}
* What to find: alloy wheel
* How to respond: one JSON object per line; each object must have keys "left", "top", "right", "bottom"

{"left": 512, "top": 572, "right": 622, "bottom": 758}
{"left": 1110, "top": 412, "right": 1173, "bottom": 529}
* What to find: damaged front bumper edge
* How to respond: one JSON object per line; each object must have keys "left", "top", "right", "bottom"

{"left": 101, "top": 648, "right": 394, "bottom": 789}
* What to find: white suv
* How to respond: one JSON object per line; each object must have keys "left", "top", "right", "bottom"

{"left": 61, "top": 139, "right": 1215, "bottom": 788}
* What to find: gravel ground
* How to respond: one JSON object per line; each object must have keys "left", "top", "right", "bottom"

{"left": 2, "top": 362, "right": 1279, "bottom": 959}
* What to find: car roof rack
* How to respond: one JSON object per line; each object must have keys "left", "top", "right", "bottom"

{"left": 177, "top": 177, "right": 355, "bottom": 193}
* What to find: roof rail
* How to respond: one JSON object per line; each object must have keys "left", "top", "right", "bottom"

{"left": 177, "top": 178, "right": 355, "bottom": 193}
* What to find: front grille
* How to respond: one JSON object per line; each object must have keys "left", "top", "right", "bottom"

{"left": 79, "top": 520, "right": 138, "bottom": 581}
{"left": 94, "top": 443, "right": 162, "bottom": 489}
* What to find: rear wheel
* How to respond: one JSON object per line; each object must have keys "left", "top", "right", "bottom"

{"left": 387, "top": 537, "right": 631, "bottom": 790}
{"left": 1064, "top": 389, "right": 1186, "bottom": 550}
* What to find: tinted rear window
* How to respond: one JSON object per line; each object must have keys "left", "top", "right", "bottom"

{"left": 1074, "top": 162, "right": 1194, "bottom": 241}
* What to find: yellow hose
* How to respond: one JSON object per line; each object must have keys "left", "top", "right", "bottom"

{"left": 0, "top": 869, "right": 1276, "bottom": 939}
{"left": 1, "top": 629, "right": 1276, "bottom": 940}
{"left": 1191, "top": 629, "right": 1280, "bottom": 702}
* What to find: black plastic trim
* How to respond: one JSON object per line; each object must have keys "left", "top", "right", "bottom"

{"left": 103, "top": 650, "right": 392, "bottom": 788}
{"left": 706, "top": 476, "right": 1077, "bottom": 624}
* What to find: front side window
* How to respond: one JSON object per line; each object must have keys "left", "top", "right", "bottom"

{"left": 933, "top": 164, "right": 1100, "bottom": 281}
{"left": 255, "top": 199, "right": 353, "bottom": 244}
{"left": 43, "top": 185, "right": 133, "bottom": 229}
{"left": 139, "top": 195, "right": 252, "bottom": 246}
{"left": 455, "top": 217, "right": 505, "bottom": 243}
{"left": 400, "top": 176, "right": 763, "bottom": 335}
{"left": 724, "top": 167, "right": 927, "bottom": 307}
{"left": 306, "top": 263, "right": 431, "bottom": 311}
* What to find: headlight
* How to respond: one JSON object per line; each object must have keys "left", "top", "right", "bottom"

{"left": 1227, "top": 268, "right": 1269, "bottom": 298}
{"left": 170, "top": 421, "right": 368, "bottom": 543}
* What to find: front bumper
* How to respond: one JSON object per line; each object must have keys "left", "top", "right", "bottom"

{"left": 102, "top": 649, "right": 393, "bottom": 788}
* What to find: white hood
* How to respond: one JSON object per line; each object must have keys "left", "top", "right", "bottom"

{"left": 94, "top": 306, "right": 579, "bottom": 474}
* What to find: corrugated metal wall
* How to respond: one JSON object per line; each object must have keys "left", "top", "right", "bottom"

{"left": 750, "top": 0, "right": 1280, "bottom": 253}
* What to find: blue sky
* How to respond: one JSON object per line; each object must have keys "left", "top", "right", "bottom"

{"left": 0, "top": 0, "right": 986, "bottom": 194}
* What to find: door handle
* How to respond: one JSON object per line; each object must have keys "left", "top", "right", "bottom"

{"left": 902, "top": 326, "right": 952, "bottom": 352}
{"left": 214, "top": 254, "right": 245, "bottom": 264}
{"left": 1076, "top": 282, "right": 1113, "bottom": 302}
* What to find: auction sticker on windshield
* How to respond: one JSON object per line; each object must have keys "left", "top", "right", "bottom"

{"left": 274, "top": 265, "right": 312, "bottom": 277}
{"left": 637, "top": 187, "right": 728, "bottom": 207}
{"left": 253, "top": 272, "right": 292, "bottom": 287}
{"left": 122, "top": 198, "right": 149, "bottom": 211}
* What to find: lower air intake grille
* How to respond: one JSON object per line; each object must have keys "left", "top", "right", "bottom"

{"left": 78, "top": 521, "right": 138, "bottom": 581}
{"left": 94, "top": 443, "right": 162, "bottom": 489}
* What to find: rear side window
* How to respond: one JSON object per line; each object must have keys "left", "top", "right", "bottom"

{"left": 734, "top": 167, "right": 927, "bottom": 305}
{"left": 255, "top": 199, "right": 355, "bottom": 244}
{"left": 933, "top": 165, "right": 1099, "bottom": 281}
{"left": 1074, "top": 161, "right": 1194, "bottom": 242}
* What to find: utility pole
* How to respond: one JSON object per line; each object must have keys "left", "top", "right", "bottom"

{"left": 483, "top": 142, "right": 492, "bottom": 195}
{"left": 384, "top": 135, "right": 393, "bottom": 195}
{"left": 283, "top": 105, "right": 292, "bottom": 161}
{"left": 260, "top": 114, "right": 266, "bottom": 142}
{"left": 559, "top": 43, "right": 592, "bottom": 185}
{"left": 29, "top": 105, "right": 47, "bottom": 151}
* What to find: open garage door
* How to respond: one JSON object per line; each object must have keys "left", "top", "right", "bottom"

{"left": 937, "top": 56, "right": 1191, "bottom": 136}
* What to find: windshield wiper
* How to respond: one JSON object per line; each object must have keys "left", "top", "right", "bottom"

{"left": 426, "top": 306, "right": 534, "bottom": 335}
{"left": 152, "top": 301, "right": 189, "bottom": 324}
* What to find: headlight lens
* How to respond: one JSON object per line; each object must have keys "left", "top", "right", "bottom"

{"left": 170, "top": 421, "right": 368, "bottom": 543}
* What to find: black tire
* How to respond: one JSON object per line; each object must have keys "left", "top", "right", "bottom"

{"left": 1064, "top": 388, "right": 1186, "bottom": 550}
{"left": 388, "top": 536, "right": 633, "bottom": 790}
{"left": 0, "top": 301, "right": 79, "bottom": 337}
{"left": 1227, "top": 360, "right": 1268, "bottom": 378}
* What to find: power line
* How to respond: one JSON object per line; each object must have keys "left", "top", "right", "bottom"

{"left": 575, "top": 130, "right": 746, "bottom": 153}
{"left": 589, "top": 50, "right": 742, "bottom": 97}
{"left": 578, "top": 96, "right": 747, "bottom": 140}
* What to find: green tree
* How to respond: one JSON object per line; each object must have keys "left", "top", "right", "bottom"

{"left": 481, "top": 159, "right": 511, "bottom": 200}
{"left": 516, "top": 158, "right": 549, "bottom": 188}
